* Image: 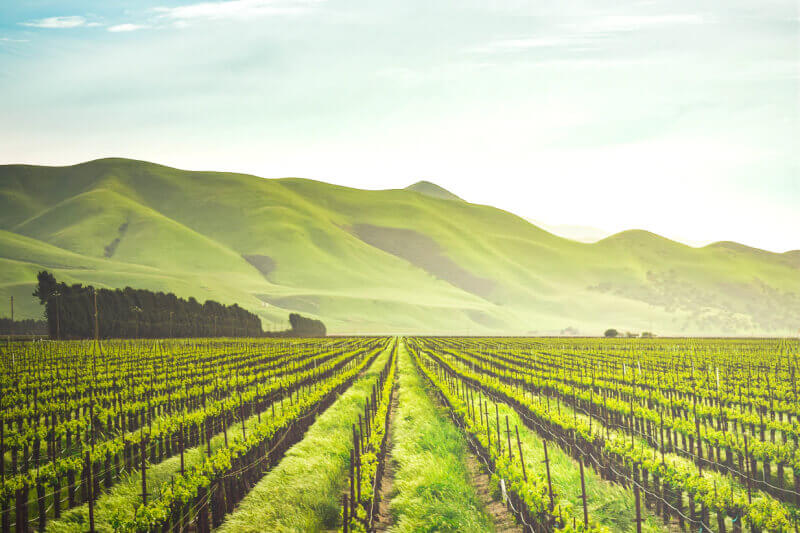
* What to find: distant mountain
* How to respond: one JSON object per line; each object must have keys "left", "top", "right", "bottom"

{"left": 405, "top": 181, "right": 463, "bottom": 201}
{"left": 527, "top": 219, "right": 612, "bottom": 243}
{"left": 1, "top": 158, "right": 798, "bottom": 336}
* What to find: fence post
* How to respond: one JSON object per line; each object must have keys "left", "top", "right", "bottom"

{"left": 543, "top": 440, "right": 554, "bottom": 511}
{"left": 495, "top": 404, "right": 501, "bottom": 454}
{"left": 505, "top": 416, "right": 513, "bottom": 460}
{"left": 744, "top": 434, "right": 752, "bottom": 504}
{"left": 85, "top": 451, "right": 95, "bottom": 533}
{"left": 515, "top": 426, "right": 527, "bottom": 482}
{"left": 141, "top": 439, "right": 148, "bottom": 505}
{"left": 349, "top": 449, "right": 355, "bottom": 508}
{"left": 579, "top": 455, "right": 588, "bottom": 528}
{"left": 180, "top": 425, "right": 185, "bottom": 476}
{"left": 633, "top": 464, "right": 642, "bottom": 533}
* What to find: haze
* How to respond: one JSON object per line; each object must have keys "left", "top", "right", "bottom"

{"left": 1, "top": 0, "right": 797, "bottom": 252}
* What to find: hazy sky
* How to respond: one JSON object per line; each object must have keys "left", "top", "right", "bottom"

{"left": 1, "top": 1, "right": 798, "bottom": 252}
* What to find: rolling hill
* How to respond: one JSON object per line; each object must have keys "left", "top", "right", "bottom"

{"left": 1, "top": 158, "right": 798, "bottom": 336}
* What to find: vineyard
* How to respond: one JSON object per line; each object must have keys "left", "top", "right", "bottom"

{"left": 1, "top": 337, "right": 799, "bottom": 532}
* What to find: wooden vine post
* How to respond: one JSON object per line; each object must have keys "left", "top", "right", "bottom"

{"left": 515, "top": 426, "right": 527, "bottom": 482}
{"left": 578, "top": 451, "right": 588, "bottom": 528}
{"left": 141, "top": 438, "right": 148, "bottom": 506}
{"left": 505, "top": 416, "right": 513, "bottom": 460}
{"left": 633, "top": 464, "right": 643, "bottom": 533}
{"left": 85, "top": 451, "right": 95, "bottom": 533}
{"left": 542, "top": 439, "right": 554, "bottom": 511}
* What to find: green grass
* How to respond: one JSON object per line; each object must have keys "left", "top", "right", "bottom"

{"left": 386, "top": 341, "right": 494, "bottom": 532}
{"left": 2, "top": 157, "right": 799, "bottom": 335}
{"left": 216, "top": 343, "right": 393, "bottom": 532}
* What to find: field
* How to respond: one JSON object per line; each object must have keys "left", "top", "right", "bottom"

{"left": 2, "top": 337, "right": 800, "bottom": 532}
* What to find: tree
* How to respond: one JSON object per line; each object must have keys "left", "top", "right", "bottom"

{"left": 32, "top": 271, "right": 270, "bottom": 339}
{"left": 33, "top": 271, "right": 59, "bottom": 337}
{"left": 288, "top": 313, "right": 326, "bottom": 337}
{"left": 604, "top": 328, "right": 619, "bottom": 338}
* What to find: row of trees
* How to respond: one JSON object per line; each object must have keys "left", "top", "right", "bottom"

{"left": 604, "top": 328, "right": 655, "bottom": 338}
{"left": 0, "top": 318, "right": 48, "bottom": 336}
{"left": 287, "top": 313, "right": 327, "bottom": 337}
{"left": 32, "top": 271, "right": 326, "bottom": 339}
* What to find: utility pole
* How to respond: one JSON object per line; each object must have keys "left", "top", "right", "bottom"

{"left": 8, "top": 297, "right": 13, "bottom": 363}
{"left": 93, "top": 289, "right": 99, "bottom": 342}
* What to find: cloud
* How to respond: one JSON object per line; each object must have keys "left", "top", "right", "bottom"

{"left": 572, "top": 14, "right": 706, "bottom": 33}
{"left": 153, "top": 0, "right": 322, "bottom": 22}
{"left": 108, "top": 24, "right": 148, "bottom": 32}
{"left": 0, "top": 37, "right": 30, "bottom": 42}
{"left": 473, "top": 37, "right": 593, "bottom": 53}
{"left": 474, "top": 13, "right": 706, "bottom": 55}
{"left": 20, "top": 16, "right": 88, "bottom": 29}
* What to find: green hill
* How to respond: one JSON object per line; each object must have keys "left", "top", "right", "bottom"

{"left": 405, "top": 181, "right": 463, "bottom": 201}
{"left": 1, "top": 158, "right": 798, "bottom": 335}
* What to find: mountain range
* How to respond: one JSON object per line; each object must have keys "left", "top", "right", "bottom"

{"left": 1, "top": 158, "right": 798, "bottom": 336}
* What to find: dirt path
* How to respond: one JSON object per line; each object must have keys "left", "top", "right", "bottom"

{"left": 373, "top": 386, "right": 399, "bottom": 531}
{"left": 463, "top": 444, "right": 523, "bottom": 533}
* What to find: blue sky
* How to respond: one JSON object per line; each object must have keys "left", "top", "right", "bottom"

{"left": 1, "top": 0, "right": 798, "bottom": 251}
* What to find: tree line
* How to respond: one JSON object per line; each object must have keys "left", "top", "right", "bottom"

{"left": 286, "top": 313, "right": 326, "bottom": 337}
{"left": 32, "top": 271, "right": 325, "bottom": 339}
{"left": 0, "top": 318, "right": 48, "bottom": 336}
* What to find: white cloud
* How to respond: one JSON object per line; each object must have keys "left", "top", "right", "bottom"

{"left": 473, "top": 37, "right": 593, "bottom": 53}
{"left": 153, "top": 0, "right": 321, "bottom": 22}
{"left": 108, "top": 24, "right": 148, "bottom": 32}
{"left": 474, "top": 13, "right": 706, "bottom": 55}
{"left": 20, "top": 16, "right": 87, "bottom": 29}
{"left": 572, "top": 14, "right": 706, "bottom": 33}
{"left": 0, "top": 37, "right": 30, "bottom": 42}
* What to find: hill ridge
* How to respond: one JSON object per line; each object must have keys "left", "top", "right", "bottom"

{"left": 1, "top": 157, "right": 798, "bottom": 336}
{"left": 405, "top": 180, "right": 463, "bottom": 201}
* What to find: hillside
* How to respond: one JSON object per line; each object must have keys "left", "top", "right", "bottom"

{"left": 1, "top": 158, "right": 798, "bottom": 335}
{"left": 405, "top": 181, "right": 463, "bottom": 201}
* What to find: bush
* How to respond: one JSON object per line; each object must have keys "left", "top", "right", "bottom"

{"left": 604, "top": 328, "right": 619, "bottom": 338}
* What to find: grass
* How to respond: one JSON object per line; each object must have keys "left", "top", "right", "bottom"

{"left": 2, "top": 157, "right": 799, "bottom": 335}
{"left": 215, "top": 343, "right": 393, "bottom": 532}
{"left": 386, "top": 340, "right": 494, "bottom": 532}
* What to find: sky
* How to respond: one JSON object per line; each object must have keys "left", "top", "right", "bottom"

{"left": 1, "top": 0, "right": 798, "bottom": 252}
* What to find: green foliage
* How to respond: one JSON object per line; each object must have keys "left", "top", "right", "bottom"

{"left": 34, "top": 270, "right": 263, "bottom": 338}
